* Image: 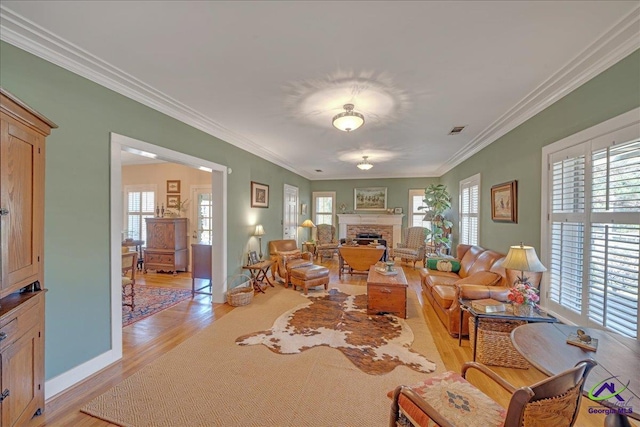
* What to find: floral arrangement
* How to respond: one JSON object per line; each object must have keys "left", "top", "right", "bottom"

{"left": 507, "top": 282, "right": 540, "bottom": 306}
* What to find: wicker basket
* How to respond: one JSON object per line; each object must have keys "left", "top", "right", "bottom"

{"left": 225, "top": 274, "right": 255, "bottom": 306}
{"left": 469, "top": 317, "right": 530, "bottom": 369}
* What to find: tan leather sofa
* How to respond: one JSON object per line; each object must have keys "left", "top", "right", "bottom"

{"left": 268, "top": 239, "right": 313, "bottom": 283}
{"left": 419, "top": 244, "right": 511, "bottom": 337}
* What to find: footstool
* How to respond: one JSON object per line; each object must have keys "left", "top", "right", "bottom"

{"left": 284, "top": 258, "right": 314, "bottom": 286}
{"left": 289, "top": 265, "right": 330, "bottom": 295}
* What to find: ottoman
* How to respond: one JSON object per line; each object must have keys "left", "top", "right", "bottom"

{"left": 289, "top": 265, "right": 330, "bottom": 295}
{"left": 285, "top": 258, "right": 314, "bottom": 286}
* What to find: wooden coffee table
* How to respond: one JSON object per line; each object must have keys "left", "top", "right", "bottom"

{"left": 366, "top": 265, "right": 408, "bottom": 318}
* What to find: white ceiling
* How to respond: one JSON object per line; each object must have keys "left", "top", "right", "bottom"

{"left": 1, "top": 2, "right": 638, "bottom": 179}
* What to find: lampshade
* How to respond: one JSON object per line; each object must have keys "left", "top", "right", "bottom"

{"left": 301, "top": 219, "right": 315, "bottom": 228}
{"left": 357, "top": 156, "right": 373, "bottom": 170}
{"left": 332, "top": 104, "right": 365, "bottom": 132}
{"left": 501, "top": 243, "right": 547, "bottom": 273}
{"left": 254, "top": 224, "right": 265, "bottom": 236}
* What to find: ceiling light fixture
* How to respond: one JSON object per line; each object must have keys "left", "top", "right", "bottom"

{"left": 357, "top": 156, "right": 373, "bottom": 170}
{"left": 332, "top": 103, "right": 365, "bottom": 132}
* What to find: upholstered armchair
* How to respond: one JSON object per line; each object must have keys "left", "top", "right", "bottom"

{"left": 390, "top": 359, "right": 597, "bottom": 427}
{"left": 392, "top": 227, "right": 426, "bottom": 268}
{"left": 268, "top": 239, "right": 313, "bottom": 284}
{"left": 315, "top": 224, "right": 339, "bottom": 261}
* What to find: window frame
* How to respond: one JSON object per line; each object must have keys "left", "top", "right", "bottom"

{"left": 541, "top": 108, "right": 640, "bottom": 338}
{"left": 312, "top": 191, "right": 336, "bottom": 227}
{"left": 458, "top": 173, "right": 480, "bottom": 246}
{"left": 408, "top": 189, "right": 431, "bottom": 230}
{"left": 123, "top": 184, "right": 157, "bottom": 242}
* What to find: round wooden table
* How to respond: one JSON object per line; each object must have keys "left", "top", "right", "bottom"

{"left": 512, "top": 323, "right": 640, "bottom": 422}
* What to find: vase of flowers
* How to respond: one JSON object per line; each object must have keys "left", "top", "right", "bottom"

{"left": 508, "top": 283, "right": 539, "bottom": 317}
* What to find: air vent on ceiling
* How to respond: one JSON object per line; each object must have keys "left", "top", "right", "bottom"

{"left": 315, "top": 169, "right": 323, "bottom": 173}
{"left": 449, "top": 125, "right": 466, "bottom": 135}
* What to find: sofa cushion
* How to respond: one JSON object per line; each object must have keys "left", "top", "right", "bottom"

{"left": 467, "top": 250, "right": 505, "bottom": 276}
{"left": 426, "top": 258, "right": 461, "bottom": 272}
{"left": 432, "top": 285, "right": 456, "bottom": 309}
{"left": 458, "top": 246, "right": 485, "bottom": 278}
{"left": 455, "top": 271, "right": 502, "bottom": 287}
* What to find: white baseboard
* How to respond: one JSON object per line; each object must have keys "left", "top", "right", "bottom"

{"left": 44, "top": 349, "right": 121, "bottom": 401}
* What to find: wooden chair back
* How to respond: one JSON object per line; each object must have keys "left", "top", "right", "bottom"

{"left": 122, "top": 252, "right": 138, "bottom": 285}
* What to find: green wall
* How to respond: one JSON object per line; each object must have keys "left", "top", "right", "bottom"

{"left": 441, "top": 50, "right": 640, "bottom": 255}
{"left": 311, "top": 177, "right": 439, "bottom": 229}
{"left": 1, "top": 38, "right": 638, "bottom": 385}
{"left": 0, "top": 42, "right": 310, "bottom": 379}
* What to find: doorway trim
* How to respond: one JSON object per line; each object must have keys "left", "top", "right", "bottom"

{"left": 110, "top": 132, "right": 228, "bottom": 354}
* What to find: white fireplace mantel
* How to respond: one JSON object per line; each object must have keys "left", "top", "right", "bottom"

{"left": 337, "top": 214, "right": 405, "bottom": 245}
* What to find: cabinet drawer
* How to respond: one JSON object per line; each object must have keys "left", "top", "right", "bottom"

{"left": 145, "top": 253, "right": 175, "bottom": 265}
{"left": 0, "top": 294, "right": 42, "bottom": 351}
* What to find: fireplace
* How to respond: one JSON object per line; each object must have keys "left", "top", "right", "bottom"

{"left": 337, "top": 214, "right": 404, "bottom": 249}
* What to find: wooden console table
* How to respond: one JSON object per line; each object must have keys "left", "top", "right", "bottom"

{"left": 366, "top": 265, "right": 408, "bottom": 318}
{"left": 338, "top": 245, "right": 386, "bottom": 278}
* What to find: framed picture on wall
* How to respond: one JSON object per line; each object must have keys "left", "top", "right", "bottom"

{"left": 251, "top": 181, "right": 269, "bottom": 208}
{"left": 491, "top": 180, "right": 517, "bottom": 223}
{"left": 167, "top": 180, "right": 181, "bottom": 193}
{"left": 167, "top": 194, "right": 181, "bottom": 209}
{"left": 354, "top": 187, "right": 387, "bottom": 211}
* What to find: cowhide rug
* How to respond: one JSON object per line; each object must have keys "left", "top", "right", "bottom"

{"left": 236, "top": 289, "right": 436, "bottom": 375}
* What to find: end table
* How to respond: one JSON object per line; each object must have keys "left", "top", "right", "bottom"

{"left": 242, "top": 260, "right": 275, "bottom": 293}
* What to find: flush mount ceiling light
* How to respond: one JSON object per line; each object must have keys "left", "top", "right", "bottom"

{"left": 357, "top": 156, "right": 373, "bottom": 170}
{"left": 332, "top": 104, "right": 365, "bottom": 132}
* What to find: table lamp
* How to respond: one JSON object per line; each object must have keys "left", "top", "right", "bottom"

{"left": 301, "top": 219, "right": 315, "bottom": 243}
{"left": 254, "top": 224, "right": 265, "bottom": 260}
{"left": 501, "top": 242, "right": 547, "bottom": 286}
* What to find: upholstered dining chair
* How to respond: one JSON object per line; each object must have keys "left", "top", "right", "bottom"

{"left": 315, "top": 224, "right": 339, "bottom": 261}
{"left": 122, "top": 251, "right": 138, "bottom": 310}
{"left": 389, "top": 359, "right": 597, "bottom": 427}
{"left": 392, "top": 227, "right": 426, "bottom": 268}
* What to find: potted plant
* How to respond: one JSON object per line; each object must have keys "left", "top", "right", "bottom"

{"left": 418, "top": 184, "right": 453, "bottom": 255}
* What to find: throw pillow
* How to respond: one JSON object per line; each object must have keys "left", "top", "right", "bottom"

{"left": 278, "top": 249, "right": 302, "bottom": 259}
{"left": 427, "top": 258, "right": 461, "bottom": 273}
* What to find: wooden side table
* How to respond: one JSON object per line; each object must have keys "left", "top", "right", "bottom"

{"left": 243, "top": 260, "right": 275, "bottom": 293}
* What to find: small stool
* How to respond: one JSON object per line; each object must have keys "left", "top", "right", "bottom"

{"left": 289, "top": 265, "right": 330, "bottom": 295}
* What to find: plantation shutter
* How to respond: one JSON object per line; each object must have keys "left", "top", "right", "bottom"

{"left": 459, "top": 174, "right": 479, "bottom": 246}
{"left": 588, "top": 139, "right": 640, "bottom": 338}
{"left": 126, "top": 189, "right": 156, "bottom": 241}
{"left": 546, "top": 125, "right": 640, "bottom": 338}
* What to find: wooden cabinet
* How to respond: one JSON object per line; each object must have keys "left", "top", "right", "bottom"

{"left": 144, "top": 218, "right": 188, "bottom": 274}
{"left": 0, "top": 89, "right": 55, "bottom": 426}
{"left": 0, "top": 292, "right": 45, "bottom": 427}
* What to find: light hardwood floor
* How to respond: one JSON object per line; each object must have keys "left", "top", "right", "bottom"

{"left": 31, "top": 259, "right": 623, "bottom": 426}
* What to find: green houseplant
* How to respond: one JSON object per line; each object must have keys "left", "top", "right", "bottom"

{"left": 418, "top": 184, "right": 453, "bottom": 255}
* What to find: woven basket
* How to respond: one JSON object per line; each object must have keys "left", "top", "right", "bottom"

{"left": 225, "top": 274, "right": 255, "bottom": 306}
{"left": 469, "top": 317, "right": 530, "bottom": 369}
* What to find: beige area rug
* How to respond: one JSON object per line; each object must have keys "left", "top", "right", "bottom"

{"left": 81, "top": 283, "right": 445, "bottom": 427}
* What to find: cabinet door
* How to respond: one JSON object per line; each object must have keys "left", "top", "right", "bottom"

{"left": 0, "top": 325, "right": 43, "bottom": 427}
{"left": 0, "top": 113, "right": 44, "bottom": 297}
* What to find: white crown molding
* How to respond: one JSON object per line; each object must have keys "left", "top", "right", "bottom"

{"left": 1, "top": 5, "right": 638, "bottom": 181}
{"left": 436, "top": 5, "right": 640, "bottom": 176}
{"left": 0, "top": 5, "right": 308, "bottom": 178}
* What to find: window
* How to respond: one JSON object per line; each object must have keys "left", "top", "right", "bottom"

{"left": 459, "top": 174, "right": 480, "bottom": 246}
{"left": 313, "top": 191, "right": 335, "bottom": 226}
{"left": 543, "top": 113, "right": 639, "bottom": 339}
{"left": 124, "top": 185, "right": 156, "bottom": 242}
{"left": 409, "top": 189, "right": 431, "bottom": 230}
{"left": 196, "top": 191, "right": 213, "bottom": 245}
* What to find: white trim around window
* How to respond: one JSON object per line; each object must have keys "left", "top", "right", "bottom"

{"left": 541, "top": 107, "right": 640, "bottom": 339}
{"left": 459, "top": 174, "right": 480, "bottom": 246}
